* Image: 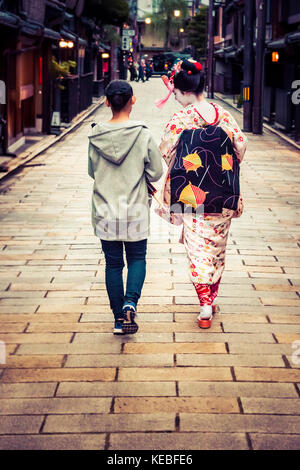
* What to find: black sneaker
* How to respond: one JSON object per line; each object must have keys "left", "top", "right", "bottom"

{"left": 122, "top": 306, "right": 138, "bottom": 334}
{"left": 114, "top": 318, "right": 125, "bottom": 335}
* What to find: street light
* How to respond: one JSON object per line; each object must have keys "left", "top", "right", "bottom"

{"left": 174, "top": 10, "right": 181, "bottom": 17}
{"left": 59, "top": 39, "right": 74, "bottom": 48}
{"left": 145, "top": 17, "right": 151, "bottom": 24}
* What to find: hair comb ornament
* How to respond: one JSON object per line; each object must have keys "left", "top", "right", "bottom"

{"left": 155, "top": 59, "right": 202, "bottom": 109}
{"left": 155, "top": 60, "right": 182, "bottom": 109}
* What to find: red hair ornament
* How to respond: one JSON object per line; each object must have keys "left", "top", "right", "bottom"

{"left": 155, "top": 60, "right": 203, "bottom": 109}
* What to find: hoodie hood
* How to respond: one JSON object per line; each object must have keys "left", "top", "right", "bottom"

{"left": 88, "top": 120, "right": 147, "bottom": 165}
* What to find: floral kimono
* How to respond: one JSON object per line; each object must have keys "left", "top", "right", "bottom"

{"left": 159, "top": 100, "right": 247, "bottom": 306}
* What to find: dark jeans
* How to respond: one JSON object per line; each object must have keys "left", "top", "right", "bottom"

{"left": 101, "top": 239, "right": 147, "bottom": 319}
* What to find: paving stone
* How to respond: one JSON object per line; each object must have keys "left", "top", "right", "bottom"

{"left": 0, "top": 434, "right": 106, "bottom": 450}
{"left": 0, "top": 292, "right": 47, "bottom": 300}
{"left": 118, "top": 367, "right": 232, "bottom": 382}
{"left": 57, "top": 381, "right": 176, "bottom": 397}
{"left": 0, "top": 333, "right": 73, "bottom": 345}
{"left": 268, "top": 315, "right": 300, "bottom": 324}
{"left": 180, "top": 414, "right": 300, "bottom": 433}
{"left": 176, "top": 354, "right": 285, "bottom": 367}
{"left": 241, "top": 398, "right": 300, "bottom": 415}
{"left": 234, "top": 367, "right": 300, "bottom": 382}
{"left": 0, "top": 416, "right": 44, "bottom": 434}
{"left": 275, "top": 333, "right": 300, "bottom": 343}
{"left": 116, "top": 430, "right": 250, "bottom": 450}
{"left": 43, "top": 413, "right": 175, "bottom": 433}
{"left": 0, "top": 397, "right": 111, "bottom": 415}
{"left": 0, "top": 323, "right": 27, "bottom": 333}
{"left": 1, "top": 367, "right": 116, "bottom": 383}
{"left": 178, "top": 381, "right": 298, "bottom": 398}
{"left": 27, "top": 322, "right": 114, "bottom": 333}
{"left": 0, "top": 306, "right": 38, "bottom": 314}
{"left": 175, "top": 333, "right": 275, "bottom": 343}
{"left": 65, "top": 353, "right": 174, "bottom": 368}
{"left": 16, "top": 343, "right": 121, "bottom": 355}
{"left": 123, "top": 342, "right": 227, "bottom": 354}
{"left": 0, "top": 314, "right": 81, "bottom": 323}
{"left": 9, "top": 282, "right": 93, "bottom": 291}
{"left": 249, "top": 434, "right": 300, "bottom": 450}
{"left": 176, "top": 313, "right": 268, "bottom": 323}
{"left": 109, "top": 432, "right": 248, "bottom": 450}
{"left": 114, "top": 397, "right": 239, "bottom": 414}
{"left": 1, "top": 355, "right": 64, "bottom": 368}
{"left": 0, "top": 382, "right": 57, "bottom": 398}
{"left": 80, "top": 313, "right": 173, "bottom": 322}
{"left": 175, "top": 296, "right": 262, "bottom": 305}
{"left": 222, "top": 322, "right": 300, "bottom": 334}
{"left": 73, "top": 332, "right": 174, "bottom": 343}
{"left": 228, "top": 343, "right": 295, "bottom": 355}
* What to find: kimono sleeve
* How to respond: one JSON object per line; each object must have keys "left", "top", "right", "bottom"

{"left": 159, "top": 113, "right": 185, "bottom": 167}
{"left": 220, "top": 111, "right": 247, "bottom": 163}
{"left": 88, "top": 141, "right": 95, "bottom": 179}
{"left": 144, "top": 134, "right": 164, "bottom": 183}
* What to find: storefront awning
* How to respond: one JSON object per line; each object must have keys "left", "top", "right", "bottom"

{"left": 99, "top": 42, "right": 110, "bottom": 51}
{"left": 20, "top": 20, "right": 43, "bottom": 37}
{"left": 267, "top": 32, "right": 300, "bottom": 49}
{"left": 43, "top": 28, "right": 61, "bottom": 40}
{"left": 0, "top": 11, "right": 20, "bottom": 28}
{"left": 224, "top": 0, "right": 239, "bottom": 14}
{"left": 60, "top": 29, "right": 77, "bottom": 41}
{"left": 214, "top": 49, "right": 225, "bottom": 58}
{"left": 60, "top": 29, "right": 88, "bottom": 46}
{"left": 287, "top": 31, "right": 300, "bottom": 45}
{"left": 226, "top": 50, "right": 237, "bottom": 59}
{"left": 267, "top": 37, "right": 286, "bottom": 49}
{"left": 78, "top": 37, "right": 88, "bottom": 46}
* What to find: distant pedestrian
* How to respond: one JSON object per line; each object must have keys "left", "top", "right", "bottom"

{"left": 129, "top": 63, "right": 137, "bottom": 81}
{"left": 136, "top": 62, "right": 145, "bottom": 82}
{"left": 88, "top": 80, "right": 163, "bottom": 335}
{"left": 157, "top": 59, "right": 247, "bottom": 329}
{"left": 146, "top": 61, "right": 152, "bottom": 81}
{"left": 134, "top": 61, "right": 139, "bottom": 77}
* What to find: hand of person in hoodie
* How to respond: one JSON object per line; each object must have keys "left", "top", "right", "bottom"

{"left": 144, "top": 134, "right": 164, "bottom": 183}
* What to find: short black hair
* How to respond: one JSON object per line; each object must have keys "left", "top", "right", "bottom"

{"left": 105, "top": 80, "right": 133, "bottom": 111}
{"left": 173, "top": 60, "right": 205, "bottom": 95}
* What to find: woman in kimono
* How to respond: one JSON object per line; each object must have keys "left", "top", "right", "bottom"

{"left": 158, "top": 59, "right": 247, "bottom": 328}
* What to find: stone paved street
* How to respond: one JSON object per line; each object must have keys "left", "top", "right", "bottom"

{"left": 0, "top": 78, "right": 300, "bottom": 450}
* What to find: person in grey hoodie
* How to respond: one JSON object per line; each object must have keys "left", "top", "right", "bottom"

{"left": 88, "top": 80, "right": 163, "bottom": 335}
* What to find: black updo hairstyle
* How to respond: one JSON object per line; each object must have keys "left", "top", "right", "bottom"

{"left": 105, "top": 80, "right": 133, "bottom": 111}
{"left": 173, "top": 59, "right": 205, "bottom": 94}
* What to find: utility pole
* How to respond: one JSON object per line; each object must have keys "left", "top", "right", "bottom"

{"left": 243, "top": 0, "right": 255, "bottom": 132}
{"left": 207, "top": 0, "right": 214, "bottom": 99}
{"left": 252, "top": 0, "right": 266, "bottom": 134}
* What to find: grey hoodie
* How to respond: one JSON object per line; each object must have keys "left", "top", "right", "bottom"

{"left": 88, "top": 120, "right": 163, "bottom": 241}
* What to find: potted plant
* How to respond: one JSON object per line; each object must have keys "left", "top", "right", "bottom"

{"left": 236, "top": 94, "right": 243, "bottom": 108}
{"left": 51, "top": 57, "right": 77, "bottom": 90}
